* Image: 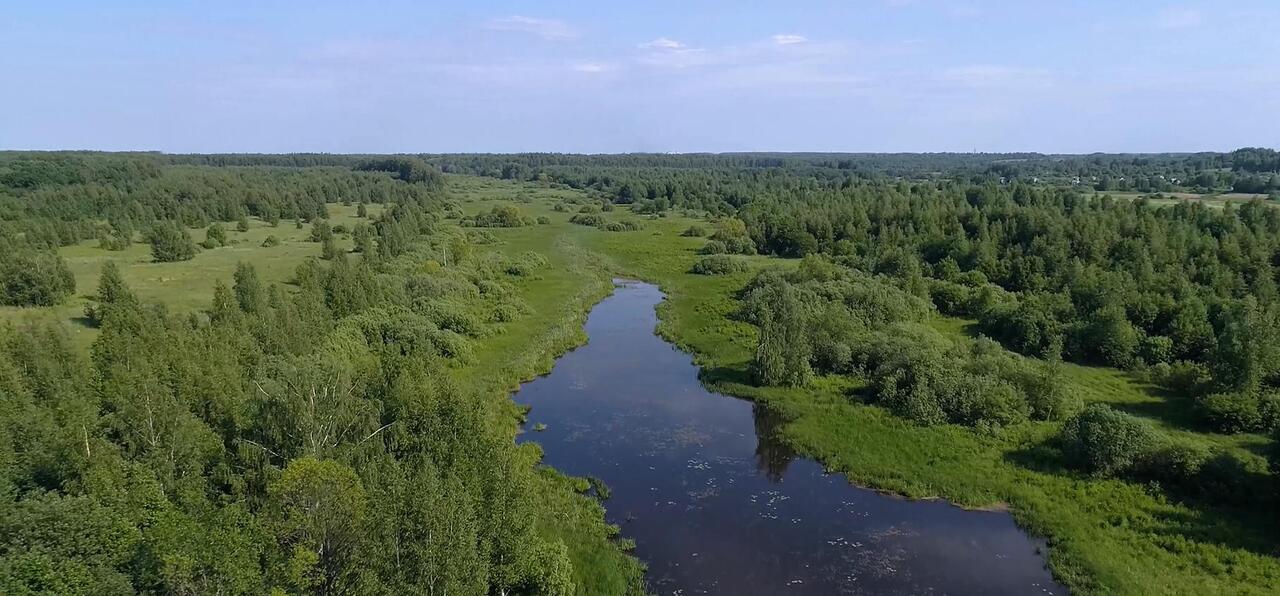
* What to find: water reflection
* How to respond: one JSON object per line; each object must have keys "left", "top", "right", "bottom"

{"left": 753, "top": 404, "right": 796, "bottom": 483}
{"left": 515, "top": 280, "right": 1065, "bottom": 595}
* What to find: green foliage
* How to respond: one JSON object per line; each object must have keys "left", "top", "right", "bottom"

{"left": 568, "top": 213, "right": 606, "bottom": 227}
{"left": 204, "top": 222, "right": 228, "bottom": 248}
{"left": 691, "top": 254, "right": 749, "bottom": 275}
{"left": 0, "top": 251, "right": 75, "bottom": 306}
{"left": 698, "top": 240, "right": 728, "bottom": 255}
{"left": 1196, "top": 392, "right": 1280, "bottom": 434}
{"left": 708, "top": 218, "right": 756, "bottom": 255}
{"left": 600, "top": 220, "right": 643, "bottom": 232}
{"left": 233, "top": 262, "right": 265, "bottom": 315}
{"left": 0, "top": 170, "right": 650, "bottom": 595}
{"left": 353, "top": 156, "right": 443, "bottom": 187}
{"left": 267, "top": 458, "right": 366, "bottom": 593}
{"left": 1060, "top": 404, "right": 1158, "bottom": 477}
{"left": 309, "top": 219, "right": 332, "bottom": 243}
{"left": 465, "top": 205, "right": 533, "bottom": 228}
{"left": 147, "top": 221, "right": 196, "bottom": 262}
{"left": 748, "top": 279, "right": 812, "bottom": 386}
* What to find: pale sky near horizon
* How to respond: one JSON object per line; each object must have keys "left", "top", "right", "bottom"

{"left": 3, "top": 1, "right": 1278, "bottom": 154}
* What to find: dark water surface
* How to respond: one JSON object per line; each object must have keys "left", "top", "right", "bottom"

{"left": 515, "top": 280, "right": 1064, "bottom": 595}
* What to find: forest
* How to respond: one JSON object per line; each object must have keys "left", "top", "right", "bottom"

{"left": 0, "top": 153, "right": 643, "bottom": 594}
{"left": 4, "top": 149, "right": 1280, "bottom": 594}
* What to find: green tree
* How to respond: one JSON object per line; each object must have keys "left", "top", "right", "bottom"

{"left": 749, "top": 281, "right": 812, "bottom": 386}
{"left": 205, "top": 222, "right": 228, "bottom": 248}
{"left": 233, "top": 262, "right": 265, "bottom": 314}
{"left": 0, "top": 251, "right": 76, "bottom": 307}
{"left": 351, "top": 223, "right": 374, "bottom": 254}
{"left": 268, "top": 458, "right": 367, "bottom": 595}
{"left": 85, "top": 261, "right": 135, "bottom": 324}
{"left": 1060, "top": 404, "right": 1158, "bottom": 477}
{"left": 149, "top": 222, "right": 196, "bottom": 263}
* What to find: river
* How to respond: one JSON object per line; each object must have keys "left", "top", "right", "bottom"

{"left": 514, "top": 280, "right": 1064, "bottom": 595}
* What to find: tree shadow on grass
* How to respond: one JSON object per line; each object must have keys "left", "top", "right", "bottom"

{"left": 697, "top": 364, "right": 753, "bottom": 388}
{"left": 1005, "top": 435, "right": 1280, "bottom": 559}
{"left": 1144, "top": 500, "right": 1280, "bottom": 560}
{"left": 1004, "top": 437, "right": 1074, "bottom": 477}
{"left": 1111, "top": 383, "right": 1214, "bottom": 434}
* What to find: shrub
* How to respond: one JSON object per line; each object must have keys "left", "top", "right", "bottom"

{"left": 1060, "top": 404, "right": 1159, "bottom": 477}
{"left": 0, "top": 251, "right": 76, "bottom": 306}
{"left": 1196, "top": 451, "right": 1268, "bottom": 505}
{"left": 1136, "top": 442, "right": 1210, "bottom": 490}
{"left": 205, "top": 223, "right": 228, "bottom": 248}
{"left": 413, "top": 299, "right": 486, "bottom": 337}
{"left": 309, "top": 220, "right": 332, "bottom": 243}
{"left": 504, "top": 252, "right": 549, "bottom": 277}
{"left": 261, "top": 235, "right": 281, "bottom": 247}
{"left": 148, "top": 222, "right": 196, "bottom": 262}
{"left": 928, "top": 279, "right": 972, "bottom": 316}
{"left": 536, "top": 216, "right": 551, "bottom": 225}
{"left": 709, "top": 218, "right": 758, "bottom": 255}
{"left": 492, "top": 302, "right": 523, "bottom": 323}
{"left": 938, "top": 375, "right": 1029, "bottom": 429}
{"left": 698, "top": 240, "right": 728, "bottom": 255}
{"left": 691, "top": 255, "right": 749, "bottom": 275}
{"left": 681, "top": 225, "right": 708, "bottom": 237}
{"left": 97, "top": 230, "right": 131, "bottom": 251}
{"left": 1197, "top": 392, "right": 1265, "bottom": 433}
{"left": 1147, "top": 360, "right": 1213, "bottom": 397}
{"left": 1139, "top": 335, "right": 1175, "bottom": 365}
{"left": 569, "top": 214, "right": 606, "bottom": 227}
{"left": 601, "top": 220, "right": 642, "bottom": 232}
{"left": 1017, "top": 367, "right": 1082, "bottom": 421}
{"left": 467, "top": 205, "right": 532, "bottom": 228}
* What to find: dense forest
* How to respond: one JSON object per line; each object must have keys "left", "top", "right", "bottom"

{"left": 0, "top": 154, "right": 642, "bottom": 594}
{"left": 425, "top": 148, "right": 1280, "bottom": 200}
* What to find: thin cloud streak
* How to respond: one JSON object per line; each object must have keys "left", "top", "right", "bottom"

{"left": 485, "top": 16, "right": 577, "bottom": 40}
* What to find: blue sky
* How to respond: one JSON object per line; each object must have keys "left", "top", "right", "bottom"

{"left": 3, "top": 1, "right": 1278, "bottom": 153}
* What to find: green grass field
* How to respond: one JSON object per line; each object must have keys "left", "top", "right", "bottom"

{"left": 0, "top": 203, "right": 382, "bottom": 348}
{"left": 1101, "top": 190, "right": 1275, "bottom": 209}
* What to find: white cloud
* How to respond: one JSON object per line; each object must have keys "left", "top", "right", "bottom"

{"left": 771, "top": 34, "right": 808, "bottom": 45}
{"left": 485, "top": 16, "right": 576, "bottom": 40}
{"left": 1156, "top": 7, "right": 1202, "bottom": 30}
{"left": 572, "top": 62, "right": 616, "bottom": 73}
{"left": 639, "top": 37, "right": 686, "bottom": 50}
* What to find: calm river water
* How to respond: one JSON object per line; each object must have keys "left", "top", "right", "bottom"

{"left": 515, "top": 280, "right": 1064, "bottom": 595}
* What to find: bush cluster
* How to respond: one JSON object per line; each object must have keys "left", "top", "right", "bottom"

{"left": 691, "top": 255, "right": 749, "bottom": 275}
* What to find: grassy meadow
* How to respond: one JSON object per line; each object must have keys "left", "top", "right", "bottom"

{"left": 1101, "top": 190, "right": 1275, "bottom": 209}
{"left": 0, "top": 202, "right": 383, "bottom": 349}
